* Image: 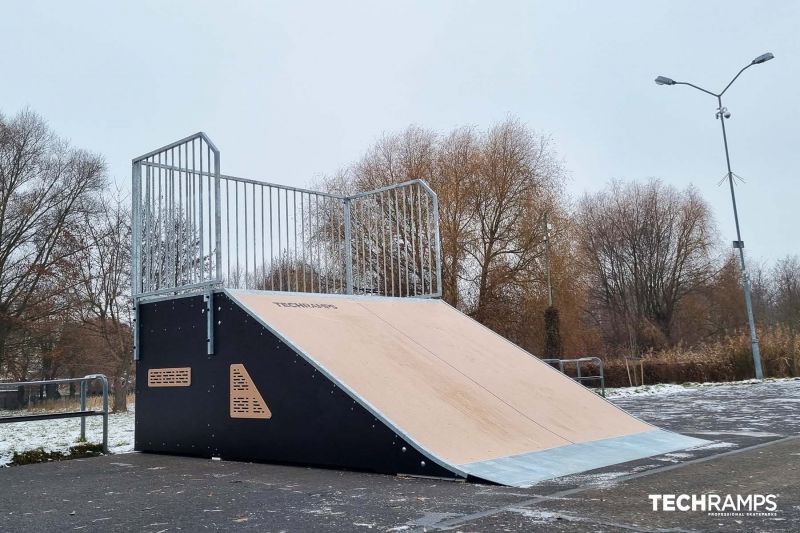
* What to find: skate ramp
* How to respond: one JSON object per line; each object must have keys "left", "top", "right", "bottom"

{"left": 228, "top": 289, "right": 705, "bottom": 486}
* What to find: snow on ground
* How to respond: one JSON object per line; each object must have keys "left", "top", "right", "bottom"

{"left": 1, "top": 377, "right": 797, "bottom": 468}
{"left": 605, "top": 376, "right": 799, "bottom": 399}
{"left": 0, "top": 408, "right": 135, "bottom": 467}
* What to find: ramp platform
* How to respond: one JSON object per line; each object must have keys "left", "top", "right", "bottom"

{"left": 135, "top": 290, "right": 704, "bottom": 487}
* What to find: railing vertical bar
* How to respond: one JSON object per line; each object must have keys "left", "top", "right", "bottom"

{"left": 190, "top": 141, "right": 197, "bottom": 285}
{"left": 370, "top": 196, "right": 383, "bottom": 294}
{"left": 360, "top": 202, "right": 367, "bottom": 294}
{"left": 373, "top": 196, "right": 379, "bottom": 293}
{"left": 131, "top": 161, "right": 141, "bottom": 297}
{"left": 337, "top": 200, "right": 344, "bottom": 293}
{"left": 312, "top": 194, "right": 318, "bottom": 293}
{"left": 309, "top": 194, "right": 315, "bottom": 293}
{"left": 408, "top": 185, "right": 418, "bottom": 296}
{"left": 270, "top": 186, "right": 275, "bottom": 291}
{"left": 261, "top": 185, "right": 266, "bottom": 289}
{"left": 380, "top": 191, "right": 387, "bottom": 296}
{"left": 416, "top": 185, "right": 425, "bottom": 296}
{"left": 153, "top": 153, "right": 160, "bottom": 289}
{"left": 170, "top": 149, "right": 176, "bottom": 286}
{"left": 225, "top": 178, "right": 230, "bottom": 283}
{"left": 392, "top": 189, "right": 401, "bottom": 297}
{"left": 164, "top": 151, "right": 169, "bottom": 286}
{"left": 197, "top": 140, "right": 205, "bottom": 285}
{"left": 432, "top": 190, "right": 442, "bottom": 296}
{"left": 175, "top": 151, "right": 181, "bottom": 287}
{"left": 353, "top": 203, "right": 360, "bottom": 293}
{"left": 284, "top": 188, "right": 290, "bottom": 291}
{"left": 324, "top": 196, "right": 330, "bottom": 294}
{"left": 143, "top": 165, "right": 150, "bottom": 292}
{"left": 401, "top": 187, "right": 410, "bottom": 296}
{"left": 206, "top": 144, "right": 212, "bottom": 281}
{"left": 79, "top": 380, "right": 86, "bottom": 441}
{"left": 188, "top": 148, "right": 194, "bottom": 285}
{"left": 192, "top": 139, "right": 205, "bottom": 282}
{"left": 234, "top": 180, "right": 239, "bottom": 287}
{"left": 344, "top": 199, "right": 353, "bottom": 294}
{"left": 166, "top": 150, "right": 172, "bottom": 287}
{"left": 316, "top": 195, "right": 322, "bottom": 293}
{"left": 214, "top": 147, "right": 222, "bottom": 284}
{"left": 158, "top": 152, "right": 169, "bottom": 289}
{"left": 252, "top": 182, "right": 256, "bottom": 287}
{"left": 365, "top": 200, "right": 370, "bottom": 293}
{"left": 180, "top": 144, "right": 186, "bottom": 286}
{"left": 425, "top": 191, "right": 434, "bottom": 295}
{"left": 244, "top": 181, "right": 250, "bottom": 289}
{"left": 301, "top": 191, "right": 306, "bottom": 292}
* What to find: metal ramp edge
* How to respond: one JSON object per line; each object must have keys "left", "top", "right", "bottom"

{"left": 459, "top": 428, "right": 708, "bottom": 487}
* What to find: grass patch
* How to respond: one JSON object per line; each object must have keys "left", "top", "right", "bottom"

{"left": 10, "top": 442, "right": 104, "bottom": 466}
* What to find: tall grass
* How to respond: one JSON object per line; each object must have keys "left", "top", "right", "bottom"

{"left": 601, "top": 325, "right": 799, "bottom": 387}
{"left": 5, "top": 392, "right": 135, "bottom": 414}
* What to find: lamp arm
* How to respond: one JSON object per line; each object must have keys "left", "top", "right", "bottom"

{"left": 720, "top": 63, "right": 753, "bottom": 96}
{"left": 673, "top": 81, "right": 718, "bottom": 97}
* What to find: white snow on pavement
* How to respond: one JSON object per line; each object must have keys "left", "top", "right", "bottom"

{"left": 0, "top": 408, "right": 135, "bottom": 467}
{"left": 605, "top": 376, "right": 799, "bottom": 399}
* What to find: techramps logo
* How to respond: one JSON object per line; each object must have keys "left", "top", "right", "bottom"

{"left": 648, "top": 493, "right": 779, "bottom": 517}
{"left": 272, "top": 302, "right": 338, "bottom": 309}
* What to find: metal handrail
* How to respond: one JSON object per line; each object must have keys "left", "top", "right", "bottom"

{"left": 0, "top": 374, "right": 109, "bottom": 453}
{"left": 542, "top": 357, "right": 605, "bottom": 397}
{"left": 131, "top": 133, "right": 443, "bottom": 301}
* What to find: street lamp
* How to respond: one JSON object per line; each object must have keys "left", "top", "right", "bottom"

{"left": 544, "top": 214, "right": 553, "bottom": 307}
{"left": 654, "top": 52, "right": 774, "bottom": 380}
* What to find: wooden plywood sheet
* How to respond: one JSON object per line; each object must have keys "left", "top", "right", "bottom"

{"left": 360, "top": 298, "right": 652, "bottom": 443}
{"left": 228, "top": 291, "right": 650, "bottom": 465}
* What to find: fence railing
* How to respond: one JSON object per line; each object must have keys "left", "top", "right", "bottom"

{"left": 132, "top": 133, "right": 442, "bottom": 300}
{"left": 0, "top": 374, "right": 109, "bottom": 453}
{"left": 542, "top": 357, "right": 605, "bottom": 397}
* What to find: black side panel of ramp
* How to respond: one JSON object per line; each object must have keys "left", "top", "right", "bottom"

{"left": 136, "top": 293, "right": 456, "bottom": 479}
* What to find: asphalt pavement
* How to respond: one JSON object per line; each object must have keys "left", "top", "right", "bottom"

{"left": 1, "top": 378, "right": 798, "bottom": 532}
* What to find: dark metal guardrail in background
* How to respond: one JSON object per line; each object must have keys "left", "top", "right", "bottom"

{"left": 0, "top": 374, "right": 109, "bottom": 453}
{"left": 542, "top": 357, "right": 605, "bottom": 397}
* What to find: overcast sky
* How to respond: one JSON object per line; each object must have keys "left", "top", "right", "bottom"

{"left": 2, "top": 1, "right": 797, "bottom": 264}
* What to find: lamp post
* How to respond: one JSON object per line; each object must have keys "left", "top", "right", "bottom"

{"left": 544, "top": 213, "right": 553, "bottom": 307}
{"left": 654, "top": 52, "right": 774, "bottom": 380}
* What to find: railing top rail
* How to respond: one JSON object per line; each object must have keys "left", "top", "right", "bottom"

{"left": 0, "top": 374, "right": 108, "bottom": 389}
{"left": 133, "top": 131, "right": 219, "bottom": 163}
{"left": 542, "top": 357, "right": 602, "bottom": 364}
{"left": 347, "top": 179, "right": 435, "bottom": 200}
{"left": 137, "top": 161, "right": 431, "bottom": 202}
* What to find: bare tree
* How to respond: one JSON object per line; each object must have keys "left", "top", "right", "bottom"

{"left": 466, "top": 119, "right": 563, "bottom": 325}
{"left": 773, "top": 255, "right": 800, "bottom": 374}
{"left": 577, "top": 179, "right": 717, "bottom": 352}
{"left": 72, "top": 195, "right": 132, "bottom": 411}
{"left": 431, "top": 127, "right": 480, "bottom": 306}
{"left": 0, "top": 110, "right": 106, "bottom": 375}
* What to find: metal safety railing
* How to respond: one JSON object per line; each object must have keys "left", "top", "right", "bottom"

{"left": 542, "top": 357, "right": 605, "bottom": 397}
{"left": 132, "top": 133, "right": 442, "bottom": 300}
{"left": 0, "top": 374, "right": 109, "bottom": 453}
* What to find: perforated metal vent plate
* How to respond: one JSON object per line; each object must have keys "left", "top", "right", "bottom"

{"left": 147, "top": 367, "right": 191, "bottom": 387}
{"left": 230, "top": 364, "right": 271, "bottom": 419}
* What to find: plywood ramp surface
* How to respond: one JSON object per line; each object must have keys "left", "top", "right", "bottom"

{"left": 228, "top": 291, "right": 654, "bottom": 466}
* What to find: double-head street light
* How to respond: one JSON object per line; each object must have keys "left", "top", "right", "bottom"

{"left": 654, "top": 52, "right": 774, "bottom": 380}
